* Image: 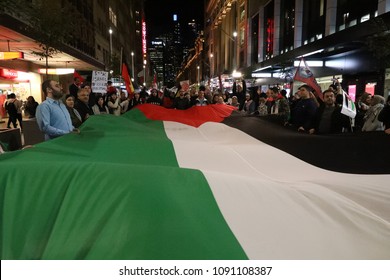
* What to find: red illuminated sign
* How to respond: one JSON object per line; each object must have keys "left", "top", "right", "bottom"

{"left": 266, "top": 18, "right": 274, "bottom": 57}
{"left": 0, "top": 68, "right": 18, "bottom": 79}
{"left": 142, "top": 20, "right": 147, "bottom": 56}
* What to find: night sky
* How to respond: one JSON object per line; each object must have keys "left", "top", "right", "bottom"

{"left": 144, "top": 0, "right": 204, "bottom": 42}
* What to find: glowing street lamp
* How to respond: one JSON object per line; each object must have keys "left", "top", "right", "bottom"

{"left": 143, "top": 63, "right": 146, "bottom": 86}
{"left": 131, "top": 51, "right": 135, "bottom": 82}
{"left": 233, "top": 31, "right": 237, "bottom": 70}
{"left": 209, "top": 53, "right": 214, "bottom": 77}
{"left": 197, "top": 65, "right": 200, "bottom": 84}
{"left": 109, "top": 28, "right": 113, "bottom": 57}
{"left": 108, "top": 28, "right": 113, "bottom": 76}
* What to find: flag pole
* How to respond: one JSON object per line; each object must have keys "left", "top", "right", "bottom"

{"left": 120, "top": 47, "right": 123, "bottom": 75}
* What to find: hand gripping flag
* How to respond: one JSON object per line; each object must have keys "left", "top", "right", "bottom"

{"left": 122, "top": 63, "right": 134, "bottom": 97}
{"left": 294, "top": 58, "right": 323, "bottom": 100}
{"left": 341, "top": 89, "right": 357, "bottom": 118}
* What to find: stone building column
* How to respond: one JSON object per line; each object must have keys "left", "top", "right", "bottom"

{"left": 258, "top": 7, "right": 265, "bottom": 62}
{"left": 294, "top": 0, "right": 303, "bottom": 49}
{"left": 325, "top": 0, "right": 337, "bottom": 36}
{"left": 273, "top": 0, "right": 281, "bottom": 56}
{"left": 378, "top": 0, "right": 390, "bottom": 14}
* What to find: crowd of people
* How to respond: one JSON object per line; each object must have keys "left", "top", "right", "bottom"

{"left": 3, "top": 77, "right": 390, "bottom": 142}
{"left": 141, "top": 79, "right": 389, "bottom": 136}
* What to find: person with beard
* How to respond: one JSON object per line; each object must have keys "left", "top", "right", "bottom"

{"left": 36, "top": 80, "right": 77, "bottom": 140}
{"left": 308, "top": 89, "right": 350, "bottom": 134}
{"left": 74, "top": 87, "right": 94, "bottom": 122}
{"left": 173, "top": 89, "right": 190, "bottom": 110}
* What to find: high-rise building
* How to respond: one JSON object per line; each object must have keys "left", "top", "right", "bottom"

{"left": 149, "top": 40, "right": 165, "bottom": 87}
{"left": 172, "top": 14, "right": 184, "bottom": 84}
{"left": 147, "top": 14, "right": 186, "bottom": 87}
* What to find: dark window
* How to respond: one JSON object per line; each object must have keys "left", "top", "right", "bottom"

{"left": 302, "top": 0, "right": 326, "bottom": 44}
{"left": 336, "top": 0, "right": 377, "bottom": 31}
{"left": 279, "top": 0, "right": 295, "bottom": 53}
{"left": 251, "top": 14, "right": 259, "bottom": 64}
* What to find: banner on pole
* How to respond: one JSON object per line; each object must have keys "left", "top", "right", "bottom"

{"left": 294, "top": 58, "right": 323, "bottom": 100}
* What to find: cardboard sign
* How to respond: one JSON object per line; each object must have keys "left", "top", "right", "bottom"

{"left": 92, "top": 71, "right": 109, "bottom": 93}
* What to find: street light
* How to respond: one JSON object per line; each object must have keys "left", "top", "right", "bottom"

{"left": 143, "top": 60, "right": 146, "bottom": 86}
{"left": 131, "top": 52, "right": 135, "bottom": 81}
{"left": 209, "top": 53, "right": 214, "bottom": 78}
{"left": 109, "top": 28, "right": 113, "bottom": 57}
{"left": 233, "top": 31, "right": 237, "bottom": 71}
{"left": 197, "top": 65, "right": 200, "bottom": 85}
{"left": 109, "top": 28, "right": 113, "bottom": 75}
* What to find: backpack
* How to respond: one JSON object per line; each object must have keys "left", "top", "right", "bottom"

{"left": 5, "top": 101, "right": 17, "bottom": 114}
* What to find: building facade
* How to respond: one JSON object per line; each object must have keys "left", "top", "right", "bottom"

{"left": 203, "top": 0, "right": 390, "bottom": 98}
{"left": 204, "top": 0, "right": 247, "bottom": 77}
{"left": 0, "top": 0, "right": 144, "bottom": 105}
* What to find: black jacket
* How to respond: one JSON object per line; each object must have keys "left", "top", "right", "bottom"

{"left": 310, "top": 104, "right": 351, "bottom": 134}
{"left": 173, "top": 97, "right": 190, "bottom": 110}
{"left": 378, "top": 104, "right": 390, "bottom": 129}
{"left": 74, "top": 99, "right": 94, "bottom": 122}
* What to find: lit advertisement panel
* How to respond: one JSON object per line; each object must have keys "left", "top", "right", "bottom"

{"left": 142, "top": 20, "right": 147, "bottom": 57}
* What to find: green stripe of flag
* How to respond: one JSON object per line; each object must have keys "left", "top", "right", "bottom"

{"left": 0, "top": 109, "right": 247, "bottom": 260}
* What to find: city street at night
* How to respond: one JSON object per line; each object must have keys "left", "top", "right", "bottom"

{"left": 1, "top": 1, "right": 390, "bottom": 279}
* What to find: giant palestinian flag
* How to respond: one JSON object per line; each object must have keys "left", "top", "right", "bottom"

{"left": 1, "top": 104, "right": 389, "bottom": 260}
